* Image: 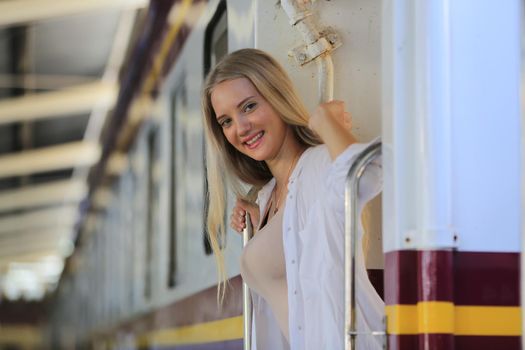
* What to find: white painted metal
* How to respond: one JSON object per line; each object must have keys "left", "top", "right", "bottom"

{"left": 520, "top": 2, "right": 525, "bottom": 349}
{"left": 0, "top": 239, "right": 63, "bottom": 258}
{"left": 0, "top": 81, "right": 117, "bottom": 125}
{"left": 0, "top": 205, "right": 77, "bottom": 235}
{"left": 255, "top": 0, "right": 382, "bottom": 141}
{"left": 0, "top": 141, "right": 100, "bottom": 179}
{"left": 0, "top": 0, "right": 148, "bottom": 27}
{"left": 82, "top": 8, "right": 139, "bottom": 143}
{"left": 382, "top": 0, "right": 522, "bottom": 252}
{"left": 382, "top": 0, "right": 454, "bottom": 251}
{"left": 0, "top": 74, "right": 97, "bottom": 90}
{"left": 0, "top": 251, "right": 60, "bottom": 266}
{"left": 316, "top": 56, "right": 334, "bottom": 103}
{"left": 0, "top": 228, "right": 71, "bottom": 248}
{"left": 0, "top": 179, "right": 86, "bottom": 212}
{"left": 280, "top": 0, "right": 336, "bottom": 103}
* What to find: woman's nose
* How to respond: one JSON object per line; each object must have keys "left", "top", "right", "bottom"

{"left": 236, "top": 115, "right": 251, "bottom": 135}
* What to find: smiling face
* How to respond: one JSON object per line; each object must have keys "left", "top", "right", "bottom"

{"left": 211, "top": 77, "right": 289, "bottom": 162}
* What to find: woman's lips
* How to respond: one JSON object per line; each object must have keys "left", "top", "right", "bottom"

{"left": 244, "top": 131, "right": 264, "bottom": 149}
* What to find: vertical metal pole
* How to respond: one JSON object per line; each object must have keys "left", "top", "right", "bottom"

{"left": 344, "top": 142, "right": 383, "bottom": 350}
{"left": 520, "top": 1, "right": 525, "bottom": 349}
{"left": 242, "top": 213, "right": 253, "bottom": 350}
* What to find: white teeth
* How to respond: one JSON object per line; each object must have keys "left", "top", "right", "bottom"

{"left": 246, "top": 132, "right": 263, "bottom": 145}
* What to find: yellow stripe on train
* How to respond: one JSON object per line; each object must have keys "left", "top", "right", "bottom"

{"left": 386, "top": 302, "right": 521, "bottom": 336}
{"left": 138, "top": 316, "right": 243, "bottom": 347}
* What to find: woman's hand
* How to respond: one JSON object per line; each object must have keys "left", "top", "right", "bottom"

{"left": 309, "top": 100, "right": 352, "bottom": 134}
{"left": 309, "top": 100, "right": 356, "bottom": 160}
{"left": 230, "top": 198, "right": 260, "bottom": 233}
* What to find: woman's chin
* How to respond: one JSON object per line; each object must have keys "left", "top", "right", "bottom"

{"left": 243, "top": 149, "right": 270, "bottom": 162}
{"left": 240, "top": 144, "right": 268, "bottom": 161}
{"left": 247, "top": 153, "right": 267, "bottom": 162}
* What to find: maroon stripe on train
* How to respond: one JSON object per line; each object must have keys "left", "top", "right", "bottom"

{"left": 384, "top": 250, "right": 520, "bottom": 306}
{"left": 454, "top": 251, "right": 520, "bottom": 306}
{"left": 417, "top": 253, "right": 455, "bottom": 350}
{"left": 455, "top": 336, "right": 521, "bottom": 350}
{"left": 418, "top": 250, "right": 453, "bottom": 302}
{"left": 384, "top": 250, "right": 418, "bottom": 305}
{"left": 387, "top": 335, "right": 417, "bottom": 350}
{"left": 388, "top": 335, "right": 520, "bottom": 350}
{"left": 118, "top": 276, "right": 243, "bottom": 335}
{"left": 418, "top": 334, "right": 454, "bottom": 350}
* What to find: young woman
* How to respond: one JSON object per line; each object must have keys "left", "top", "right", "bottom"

{"left": 202, "top": 48, "right": 383, "bottom": 349}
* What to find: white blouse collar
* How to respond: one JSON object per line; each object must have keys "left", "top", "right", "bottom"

{"left": 256, "top": 145, "right": 316, "bottom": 207}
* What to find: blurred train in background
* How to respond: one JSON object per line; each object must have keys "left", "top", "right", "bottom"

{"left": 0, "top": 0, "right": 522, "bottom": 349}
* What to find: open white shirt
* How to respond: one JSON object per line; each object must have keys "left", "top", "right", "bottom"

{"left": 250, "top": 141, "right": 384, "bottom": 350}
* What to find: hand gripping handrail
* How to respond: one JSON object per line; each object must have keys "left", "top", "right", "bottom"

{"left": 344, "top": 141, "right": 386, "bottom": 350}
{"left": 242, "top": 213, "right": 254, "bottom": 350}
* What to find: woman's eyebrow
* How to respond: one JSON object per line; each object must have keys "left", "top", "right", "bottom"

{"left": 216, "top": 95, "right": 256, "bottom": 120}
{"left": 236, "top": 95, "right": 255, "bottom": 109}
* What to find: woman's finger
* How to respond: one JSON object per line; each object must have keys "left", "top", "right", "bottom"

{"left": 343, "top": 111, "right": 352, "bottom": 130}
{"left": 236, "top": 198, "right": 260, "bottom": 228}
{"left": 230, "top": 212, "right": 243, "bottom": 232}
{"left": 230, "top": 201, "right": 252, "bottom": 233}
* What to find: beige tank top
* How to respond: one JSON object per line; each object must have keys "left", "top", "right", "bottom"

{"left": 240, "top": 206, "right": 289, "bottom": 341}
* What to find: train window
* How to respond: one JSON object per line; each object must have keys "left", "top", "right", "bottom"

{"left": 203, "top": 0, "right": 227, "bottom": 76}
{"left": 130, "top": 140, "right": 149, "bottom": 303}
{"left": 168, "top": 83, "right": 187, "bottom": 287}
{"left": 209, "top": 7, "right": 227, "bottom": 69}
{"left": 145, "top": 126, "right": 160, "bottom": 299}
{"left": 203, "top": 0, "right": 228, "bottom": 255}
{"left": 120, "top": 168, "right": 135, "bottom": 314}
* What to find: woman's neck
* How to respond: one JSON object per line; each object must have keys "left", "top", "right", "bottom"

{"left": 266, "top": 132, "right": 305, "bottom": 189}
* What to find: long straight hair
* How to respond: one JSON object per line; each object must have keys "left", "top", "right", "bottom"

{"left": 201, "top": 49, "right": 321, "bottom": 303}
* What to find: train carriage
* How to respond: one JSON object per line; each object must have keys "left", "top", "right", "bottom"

{"left": 43, "top": 0, "right": 523, "bottom": 349}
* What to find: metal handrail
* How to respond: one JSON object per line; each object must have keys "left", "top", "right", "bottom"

{"left": 344, "top": 141, "right": 386, "bottom": 350}
{"left": 242, "top": 213, "right": 253, "bottom": 350}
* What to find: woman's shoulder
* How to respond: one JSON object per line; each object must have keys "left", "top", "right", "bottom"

{"left": 301, "top": 144, "right": 332, "bottom": 170}
{"left": 293, "top": 144, "right": 332, "bottom": 186}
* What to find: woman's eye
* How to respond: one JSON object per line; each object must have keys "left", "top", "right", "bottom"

{"left": 219, "top": 118, "right": 232, "bottom": 128}
{"left": 243, "top": 102, "right": 257, "bottom": 113}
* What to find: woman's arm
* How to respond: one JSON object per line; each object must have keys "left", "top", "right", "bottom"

{"left": 309, "top": 100, "right": 356, "bottom": 160}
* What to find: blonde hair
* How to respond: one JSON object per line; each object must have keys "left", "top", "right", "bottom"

{"left": 201, "top": 49, "right": 321, "bottom": 303}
